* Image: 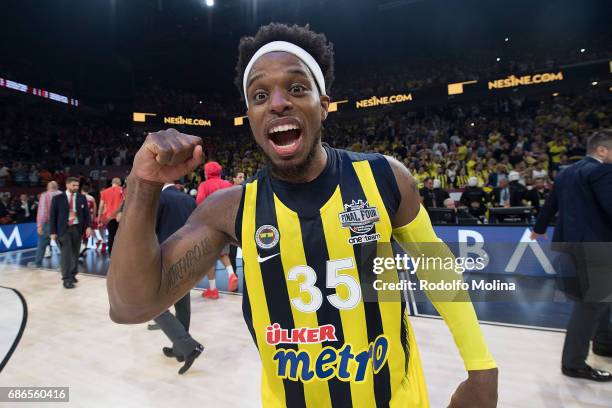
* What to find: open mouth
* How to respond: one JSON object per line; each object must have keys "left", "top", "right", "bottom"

{"left": 268, "top": 122, "right": 303, "bottom": 157}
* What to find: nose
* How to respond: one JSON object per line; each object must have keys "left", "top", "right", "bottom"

{"left": 269, "top": 88, "right": 292, "bottom": 115}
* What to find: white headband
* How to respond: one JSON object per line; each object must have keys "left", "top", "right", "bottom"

{"left": 242, "top": 40, "right": 327, "bottom": 108}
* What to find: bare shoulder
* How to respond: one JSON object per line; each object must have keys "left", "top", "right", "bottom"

{"left": 383, "top": 155, "right": 420, "bottom": 227}
{"left": 188, "top": 185, "right": 243, "bottom": 244}
{"left": 383, "top": 155, "right": 418, "bottom": 195}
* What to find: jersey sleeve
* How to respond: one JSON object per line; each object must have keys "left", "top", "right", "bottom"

{"left": 392, "top": 204, "right": 497, "bottom": 371}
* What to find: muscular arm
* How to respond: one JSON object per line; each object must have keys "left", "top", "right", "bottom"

{"left": 106, "top": 175, "right": 242, "bottom": 324}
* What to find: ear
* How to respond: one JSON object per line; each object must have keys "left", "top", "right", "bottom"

{"left": 319, "top": 95, "right": 330, "bottom": 122}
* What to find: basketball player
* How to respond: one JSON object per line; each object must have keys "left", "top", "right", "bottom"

{"left": 107, "top": 24, "right": 497, "bottom": 407}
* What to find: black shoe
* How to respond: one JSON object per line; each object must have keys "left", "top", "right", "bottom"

{"left": 147, "top": 323, "right": 160, "bottom": 331}
{"left": 73, "top": 277, "right": 78, "bottom": 283}
{"left": 178, "top": 344, "right": 204, "bottom": 375}
{"left": 162, "top": 347, "right": 185, "bottom": 362}
{"left": 562, "top": 365, "right": 612, "bottom": 382}
{"left": 593, "top": 346, "right": 612, "bottom": 357}
{"left": 63, "top": 280, "right": 75, "bottom": 289}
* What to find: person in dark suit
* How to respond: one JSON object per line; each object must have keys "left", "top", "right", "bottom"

{"left": 433, "top": 178, "right": 450, "bottom": 208}
{"left": 50, "top": 177, "right": 92, "bottom": 289}
{"left": 152, "top": 183, "right": 203, "bottom": 374}
{"left": 532, "top": 129, "right": 612, "bottom": 382}
{"left": 419, "top": 177, "right": 436, "bottom": 209}
{"left": 13, "top": 194, "right": 37, "bottom": 223}
{"left": 491, "top": 172, "right": 527, "bottom": 207}
{"left": 526, "top": 178, "right": 551, "bottom": 216}
{"left": 459, "top": 177, "right": 488, "bottom": 220}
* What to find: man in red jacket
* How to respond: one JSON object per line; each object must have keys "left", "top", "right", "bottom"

{"left": 196, "top": 161, "right": 238, "bottom": 297}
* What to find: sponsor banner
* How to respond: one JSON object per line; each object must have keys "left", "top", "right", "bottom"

{"left": 133, "top": 112, "right": 213, "bottom": 128}
{"left": 142, "top": 60, "right": 609, "bottom": 128}
{"left": 433, "top": 225, "right": 558, "bottom": 277}
{"left": 0, "top": 223, "right": 38, "bottom": 253}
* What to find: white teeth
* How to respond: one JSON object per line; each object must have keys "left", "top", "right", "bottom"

{"left": 269, "top": 123, "right": 300, "bottom": 134}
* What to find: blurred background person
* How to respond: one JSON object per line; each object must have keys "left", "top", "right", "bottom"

{"left": 460, "top": 176, "right": 488, "bottom": 220}
{"left": 228, "top": 169, "right": 245, "bottom": 284}
{"left": 98, "top": 177, "right": 124, "bottom": 255}
{"left": 196, "top": 161, "right": 238, "bottom": 297}
{"left": 13, "top": 193, "right": 36, "bottom": 223}
{"left": 419, "top": 177, "right": 436, "bottom": 209}
{"left": 151, "top": 182, "right": 203, "bottom": 375}
{"left": 29, "top": 181, "right": 61, "bottom": 268}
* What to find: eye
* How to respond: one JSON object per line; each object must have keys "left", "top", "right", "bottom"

{"left": 252, "top": 91, "right": 267, "bottom": 103}
{"left": 289, "top": 84, "right": 306, "bottom": 94}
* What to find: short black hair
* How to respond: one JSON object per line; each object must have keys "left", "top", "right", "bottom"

{"left": 234, "top": 23, "right": 335, "bottom": 101}
{"left": 587, "top": 129, "right": 612, "bottom": 153}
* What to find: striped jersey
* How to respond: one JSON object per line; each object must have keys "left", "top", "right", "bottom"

{"left": 236, "top": 145, "right": 429, "bottom": 407}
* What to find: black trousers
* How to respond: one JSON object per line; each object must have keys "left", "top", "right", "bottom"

{"left": 229, "top": 244, "right": 238, "bottom": 272}
{"left": 107, "top": 219, "right": 119, "bottom": 255}
{"left": 58, "top": 225, "right": 81, "bottom": 282}
{"left": 593, "top": 305, "right": 612, "bottom": 352}
{"left": 562, "top": 301, "right": 611, "bottom": 368}
{"left": 153, "top": 293, "right": 198, "bottom": 358}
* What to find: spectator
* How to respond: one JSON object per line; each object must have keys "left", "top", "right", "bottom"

{"left": 13, "top": 193, "right": 36, "bottom": 223}
{"left": 460, "top": 177, "right": 488, "bottom": 219}
{"left": 433, "top": 179, "right": 450, "bottom": 208}
{"left": 526, "top": 178, "right": 551, "bottom": 216}
{"left": 491, "top": 178, "right": 512, "bottom": 208}
{"left": 532, "top": 161, "right": 548, "bottom": 180}
{"left": 0, "top": 193, "right": 13, "bottom": 224}
{"left": 419, "top": 177, "right": 436, "bottom": 209}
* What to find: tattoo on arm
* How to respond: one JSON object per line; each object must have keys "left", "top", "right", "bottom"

{"left": 163, "top": 237, "right": 212, "bottom": 295}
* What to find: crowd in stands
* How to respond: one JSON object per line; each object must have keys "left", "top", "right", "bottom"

{"left": 1, "top": 88, "right": 610, "bottom": 225}
{"left": 2, "top": 34, "right": 611, "bottom": 225}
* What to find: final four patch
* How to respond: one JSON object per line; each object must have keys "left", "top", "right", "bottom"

{"left": 255, "top": 225, "right": 280, "bottom": 250}
{"left": 339, "top": 200, "right": 381, "bottom": 245}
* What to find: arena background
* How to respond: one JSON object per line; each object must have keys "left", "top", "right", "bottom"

{"left": 0, "top": 0, "right": 611, "bottom": 407}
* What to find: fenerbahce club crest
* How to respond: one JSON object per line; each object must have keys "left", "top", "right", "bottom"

{"left": 339, "top": 200, "right": 381, "bottom": 245}
{"left": 255, "top": 225, "right": 280, "bottom": 250}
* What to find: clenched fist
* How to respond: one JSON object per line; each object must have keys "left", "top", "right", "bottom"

{"left": 132, "top": 128, "right": 204, "bottom": 184}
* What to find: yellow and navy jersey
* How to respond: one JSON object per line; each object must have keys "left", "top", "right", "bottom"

{"left": 236, "top": 145, "right": 429, "bottom": 408}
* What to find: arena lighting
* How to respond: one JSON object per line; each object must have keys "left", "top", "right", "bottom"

{"left": 205, "top": 0, "right": 214, "bottom": 6}
{"left": 504, "top": 37, "right": 509, "bottom": 42}
{"left": 592, "top": 81, "right": 598, "bottom": 86}
{"left": 552, "top": 92, "right": 559, "bottom": 96}
{"left": 580, "top": 48, "right": 586, "bottom": 53}
{"left": 496, "top": 57, "right": 501, "bottom": 62}
{"left": 0, "top": 76, "right": 79, "bottom": 106}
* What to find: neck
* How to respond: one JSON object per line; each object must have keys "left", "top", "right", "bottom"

{"left": 270, "top": 142, "right": 328, "bottom": 183}
{"left": 589, "top": 154, "right": 603, "bottom": 163}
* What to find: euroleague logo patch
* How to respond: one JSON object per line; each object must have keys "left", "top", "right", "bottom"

{"left": 255, "top": 225, "right": 280, "bottom": 250}
{"left": 339, "top": 200, "right": 381, "bottom": 245}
